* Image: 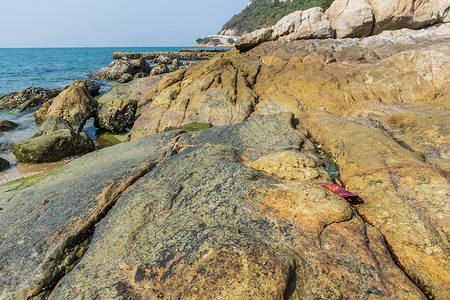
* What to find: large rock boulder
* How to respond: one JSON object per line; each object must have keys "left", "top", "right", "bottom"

{"left": 0, "top": 120, "right": 17, "bottom": 132}
{"left": 94, "top": 99, "right": 137, "bottom": 133}
{"left": 12, "top": 116, "right": 95, "bottom": 163}
{"left": 274, "top": 7, "right": 334, "bottom": 41}
{"left": 71, "top": 80, "right": 101, "bottom": 96}
{"left": 237, "top": 0, "right": 450, "bottom": 51}
{"left": 235, "top": 28, "right": 274, "bottom": 51}
{"left": 35, "top": 82, "right": 98, "bottom": 131}
{"left": 0, "top": 87, "right": 60, "bottom": 111}
{"left": 153, "top": 55, "right": 172, "bottom": 65}
{"left": 326, "top": 0, "right": 374, "bottom": 38}
{"left": 327, "top": 0, "right": 450, "bottom": 38}
{"left": 88, "top": 58, "right": 151, "bottom": 80}
{"left": 236, "top": 8, "right": 333, "bottom": 51}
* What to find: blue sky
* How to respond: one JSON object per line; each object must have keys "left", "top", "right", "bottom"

{"left": 0, "top": 0, "right": 249, "bottom": 47}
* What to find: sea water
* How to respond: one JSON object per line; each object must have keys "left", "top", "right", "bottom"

{"left": 0, "top": 47, "right": 186, "bottom": 97}
{"left": 0, "top": 47, "right": 188, "bottom": 182}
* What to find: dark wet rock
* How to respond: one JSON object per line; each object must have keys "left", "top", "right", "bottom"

{"left": 35, "top": 82, "right": 98, "bottom": 131}
{"left": 94, "top": 99, "right": 137, "bottom": 133}
{"left": 0, "top": 120, "right": 18, "bottom": 132}
{"left": 0, "top": 157, "right": 10, "bottom": 172}
{"left": 153, "top": 55, "right": 172, "bottom": 65}
{"left": 71, "top": 80, "right": 101, "bottom": 96}
{"left": 88, "top": 58, "right": 151, "bottom": 80}
{"left": 118, "top": 73, "right": 133, "bottom": 83}
{"left": 150, "top": 64, "right": 170, "bottom": 76}
{"left": 133, "top": 72, "right": 148, "bottom": 80}
{"left": 12, "top": 116, "right": 95, "bottom": 163}
{"left": 0, "top": 87, "right": 60, "bottom": 111}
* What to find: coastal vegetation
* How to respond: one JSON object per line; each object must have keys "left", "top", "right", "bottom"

{"left": 221, "top": 0, "right": 334, "bottom": 35}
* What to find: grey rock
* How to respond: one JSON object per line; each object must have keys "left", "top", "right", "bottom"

{"left": 0, "top": 120, "right": 18, "bottom": 132}
{"left": 71, "top": 80, "right": 101, "bottom": 96}
{"left": 12, "top": 116, "right": 95, "bottom": 163}
{"left": 118, "top": 73, "right": 133, "bottom": 83}
{"left": 0, "top": 87, "right": 60, "bottom": 111}
{"left": 94, "top": 99, "right": 137, "bottom": 133}
{"left": 154, "top": 55, "right": 172, "bottom": 65}
{"left": 150, "top": 64, "right": 170, "bottom": 76}
{"left": 235, "top": 27, "right": 273, "bottom": 51}
{"left": 88, "top": 58, "right": 151, "bottom": 81}
{"left": 0, "top": 157, "right": 9, "bottom": 172}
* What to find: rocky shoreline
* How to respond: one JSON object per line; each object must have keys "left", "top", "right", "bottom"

{"left": 0, "top": 0, "right": 449, "bottom": 299}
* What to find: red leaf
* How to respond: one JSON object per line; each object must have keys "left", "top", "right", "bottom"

{"left": 257, "top": 93, "right": 264, "bottom": 97}
{"left": 317, "top": 182, "right": 364, "bottom": 205}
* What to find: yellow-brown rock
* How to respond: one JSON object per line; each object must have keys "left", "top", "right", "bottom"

{"left": 35, "top": 83, "right": 98, "bottom": 131}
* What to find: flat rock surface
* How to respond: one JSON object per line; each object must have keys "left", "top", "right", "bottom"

{"left": 0, "top": 114, "right": 428, "bottom": 299}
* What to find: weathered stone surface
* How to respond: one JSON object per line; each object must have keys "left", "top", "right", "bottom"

{"left": 327, "top": 0, "right": 450, "bottom": 38}
{"left": 95, "top": 75, "right": 160, "bottom": 114}
{"left": 368, "top": 0, "right": 449, "bottom": 35}
{"left": 118, "top": 73, "right": 133, "bottom": 83}
{"left": 42, "top": 114, "right": 423, "bottom": 299}
{"left": 113, "top": 49, "right": 228, "bottom": 61}
{"left": 153, "top": 55, "right": 172, "bottom": 65}
{"left": 88, "top": 58, "right": 151, "bottom": 81}
{"left": 236, "top": 8, "right": 333, "bottom": 51}
{"left": 12, "top": 116, "right": 95, "bottom": 163}
{"left": 0, "top": 120, "right": 17, "bottom": 132}
{"left": 94, "top": 99, "right": 137, "bottom": 133}
{"left": 299, "top": 110, "right": 450, "bottom": 299}
{"left": 35, "top": 82, "right": 98, "bottom": 131}
{"left": 132, "top": 24, "right": 449, "bottom": 138}
{"left": 326, "top": 0, "right": 374, "bottom": 38}
{"left": 0, "top": 130, "right": 182, "bottom": 299}
{"left": 0, "top": 87, "right": 60, "bottom": 111}
{"left": 0, "top": 157, "right": 9, "bottom": 172}
{"left": 150, "top": 64, "right": 170, "bottom": 76}
{"left": 277, "top": 7, "right": 334, "bottom": 41}
{"left": 70, "top": 80, "right": 101, "bottom": 96}
{"left": 235, "top": 27, "right": 274, "bottom": 51}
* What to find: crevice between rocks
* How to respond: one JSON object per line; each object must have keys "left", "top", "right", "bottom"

{"left": 26, "top": 137, "right": 183, "bottom": 299}
{"left": 305, "top": 129, "right": 433, "bottom": 299}
{"left": 369, "top": 118, "right": 427, "bottom": 163}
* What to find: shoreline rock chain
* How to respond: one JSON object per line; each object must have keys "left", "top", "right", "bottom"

{"left": 113, "top": 49, "right": 229, "bottom": 61}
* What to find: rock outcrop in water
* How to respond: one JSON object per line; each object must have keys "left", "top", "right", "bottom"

{"left": 0, "top": 1, "right": 449, "bottom": 299}
{"left": 12, "top": 116, "right": 95, "bottom": 163}
{"left": 0, "top": 87, "right": 60, "bottom": 111}
{"left": 88, "top": 58, "right": 151, "bottom": 81}
{"left": 35, "top": 82, "right": 98, "bottom": 131}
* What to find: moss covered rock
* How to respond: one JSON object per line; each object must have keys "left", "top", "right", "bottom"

{"left": 13, "top": 116, "right": 95, "bottom": 163}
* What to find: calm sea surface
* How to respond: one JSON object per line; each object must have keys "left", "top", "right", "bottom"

{"left": 0, "top": 47, "right": 186, "bottom": 97}
{"left": 0, "top": 47, "right": 188, "bottom": 182}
